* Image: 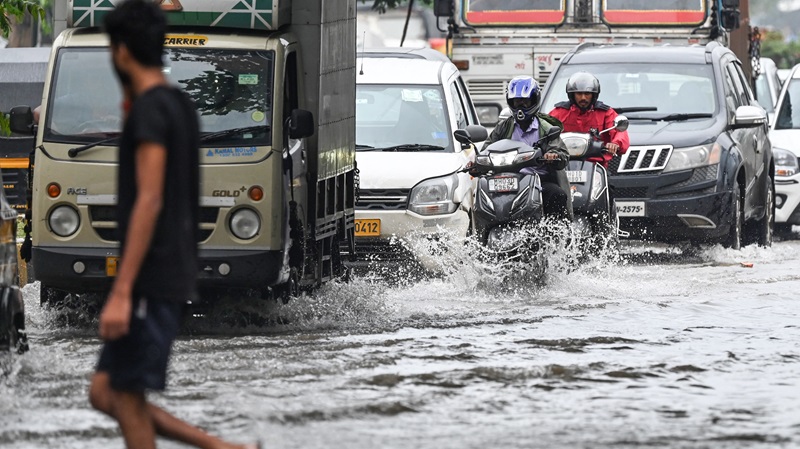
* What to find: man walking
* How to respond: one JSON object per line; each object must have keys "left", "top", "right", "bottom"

{"left": 88, "top": 2, "right": 257, "bottom": 448}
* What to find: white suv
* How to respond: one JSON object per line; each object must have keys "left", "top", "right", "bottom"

{"left": 351, "top": 48, "right": 480, "bottom": 270}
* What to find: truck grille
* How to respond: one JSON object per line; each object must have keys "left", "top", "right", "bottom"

{"left": 356, "top": 188, "right": 409, "bottom": 211}
{"left": 88, "top": 206, "right": 219, "bottom": 243}
{"left": 467, "top": 79, "right": 507, "bottom": 98}
{"left": 616, "top": 146, "right": 673, "bottom": 174}
{"left": 1, "top": 168, "right": 27, "bottom": 212}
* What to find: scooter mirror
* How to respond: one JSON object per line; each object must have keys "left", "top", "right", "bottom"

{"left": 465, "top": 124, "right": 488, "bottom": 142}
{"left": 614, "top": 115, "right": 629, "bottom": 132}
{"left": 547, "top": 126, "right": 562, "bottom": 138}
{"left": 453, "top": 129, "right": 472, "bottom": 145}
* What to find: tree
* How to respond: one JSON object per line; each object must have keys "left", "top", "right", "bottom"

{"left": 0, "top": 0, "right": 45, "bottom": 38}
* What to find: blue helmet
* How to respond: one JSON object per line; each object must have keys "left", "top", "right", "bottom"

{"left": 506, "top": 76, "right": 540, "bottom": 124}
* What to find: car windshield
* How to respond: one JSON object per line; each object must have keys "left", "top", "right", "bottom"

{"left": 45, "top": 48, "right": 274, "bottom": 146}
{"left": 775, "top": 79, "right": 800, "bottom": 130}
{"left": 356, "top": 84, "right": 453, "bottom": 151}
{"left": 755, "top": 73, "right": 775, "bottom": 113}
{"left": 541, "top": 63, "right": 717, "bottom": 119}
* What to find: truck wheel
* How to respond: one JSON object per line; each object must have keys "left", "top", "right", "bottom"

{"left": 13, "top": 310, "right": 28, "bottom": 354}
{"left": 775, "top": 223, "right": 794, "bottom": 236}
{"left": 723, "top": 184, "right": 744, "bottom": 250}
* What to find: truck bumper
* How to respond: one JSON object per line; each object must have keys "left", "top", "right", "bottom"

{"left": 617, "top": 190, "right": 733, "bottom": 243}
{"left": 32, "top": 246, "right": 287, "bottom": 293}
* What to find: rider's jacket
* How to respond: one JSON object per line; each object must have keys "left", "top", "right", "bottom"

{"left": 549, "top": 101, "right": 630, "bottom": 167}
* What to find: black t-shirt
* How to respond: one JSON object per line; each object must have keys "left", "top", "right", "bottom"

{"left": 117, "top": 85, "right": 200, "bottom": 302}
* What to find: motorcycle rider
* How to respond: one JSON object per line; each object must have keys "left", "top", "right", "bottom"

{"left": 480, "top": 75, "right": 572, "bottom": 222}
{"left": 548, "top": 71, "right": 629, "bottom": 167}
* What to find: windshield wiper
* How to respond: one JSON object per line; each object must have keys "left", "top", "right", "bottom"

{"left": 356, "top": 144, "right": 375, "bottom": 149}
{"left": 651, "top": 113, "right": 713, "bottom": 122}
{"left": 200, "top": 125, "right": 270, "bottom": 143}
{"left": 362, "top": 144, "right": 447, "bottom": 152}
{"left": 614, "top": 107, "right": 658, "bottom": 114}
{"left": 68, "top": 133, "right": 121, "bottom": 158}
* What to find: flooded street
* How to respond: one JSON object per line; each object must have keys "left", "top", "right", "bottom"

{"left": 2, "top": 240, "right": 800, "bottom": 449}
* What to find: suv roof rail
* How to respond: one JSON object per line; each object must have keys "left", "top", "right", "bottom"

{"left": 705, "top": 41, "right": 723, "bottom": 62}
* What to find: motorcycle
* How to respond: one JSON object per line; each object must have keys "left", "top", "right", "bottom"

{"left": 561, "top": 115, "right": 629, "bottom": 251}
{"left": 454, "top": 124, "right": 563, "bottom": 280}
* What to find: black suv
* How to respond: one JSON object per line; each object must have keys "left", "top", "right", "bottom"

{"left": 540, "top": 42, "right": 774, "bottom": 248}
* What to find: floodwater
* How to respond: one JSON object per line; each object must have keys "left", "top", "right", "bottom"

{"left": 2, "top": 236, "right": 800, "bottom": 449}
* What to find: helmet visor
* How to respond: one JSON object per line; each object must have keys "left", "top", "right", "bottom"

{"left": 508, "top": 97, "right": 536, "bottom": 110}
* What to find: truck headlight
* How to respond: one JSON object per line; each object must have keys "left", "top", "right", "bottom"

{"left": 230, "top": 208, "right": 260, "bottom": 239}
{"left": 49, "top": 205, "right": 80, "bottom": 237}
{"left": 774, "top": 147, "right": 799, "bottom": 178}
{"left": 409, "top": 174, "right": 458, "bottom": 215}
{"left": 663, "top": 143, "right": 721, "bottom": 173}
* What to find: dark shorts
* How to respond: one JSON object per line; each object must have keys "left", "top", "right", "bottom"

{"left": 96, "top": 296, "right": 184, "bottom": 392}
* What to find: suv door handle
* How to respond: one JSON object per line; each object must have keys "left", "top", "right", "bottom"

{"left": 754, "top": 134, "right": 761, "bottom": 153}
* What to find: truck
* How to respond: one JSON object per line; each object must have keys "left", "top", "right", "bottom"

{"left": 0, "top": 47, "right": 50, "bottom": 213}
{"left": 431, "top": 0, "right": 756, "bottom": 127}
{"left": 10, "top": 0, "right": 357, "bottom": 305}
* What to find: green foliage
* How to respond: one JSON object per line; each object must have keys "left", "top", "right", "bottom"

{"left": 0, "top": 113, "right": 10, "bottom": 137}
{"left": 0, "top": 0, "right": 46, "bottom": 38}
{"left": 761, "top": 29, "right": 800, "bottom": 69}
{"left": 364, "top": 0, "right": 433, "bottom": 13}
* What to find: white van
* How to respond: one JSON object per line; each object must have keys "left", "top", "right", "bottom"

{"left": 352, "top": 48, "right": 480, "bottom": 270}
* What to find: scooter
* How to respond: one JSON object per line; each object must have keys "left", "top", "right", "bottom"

{"left": 561, "top": 115, "right": 629, "bottom": 250}
{"left": 454, "top": 124, "right": 562, "bottom": 279}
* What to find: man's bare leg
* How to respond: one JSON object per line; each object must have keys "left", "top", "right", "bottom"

{"left": 90, "top": 373, "right": 258, "bottom": 449}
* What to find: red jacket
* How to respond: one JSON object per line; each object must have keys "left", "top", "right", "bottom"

{"left": 548, "top": 101, "right": 630, "bottom": 167}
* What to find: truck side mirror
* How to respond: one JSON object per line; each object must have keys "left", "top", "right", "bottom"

{"left": 433, "top": 0, "right": 454, "bottom": 17}
{"left": 289, "top": 109, "right": 314, "bottom": 139}
{"left": 9, "top": 106, "right": 34, "bottom": 135}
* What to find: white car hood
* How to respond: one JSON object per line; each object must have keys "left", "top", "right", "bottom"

{"left": 770, "top": 129, "right": 800, "bottom": 155}
{"left": 356, "top": 152, "right": 466, "bottom": 189}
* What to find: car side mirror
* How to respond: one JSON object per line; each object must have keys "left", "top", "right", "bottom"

{"left": 288, "top": 109, "right": 314, "bottom": 139}
{"left": 730, "top": 105, "right": 767, "bottom": 130}
{"left": 9, "top": 106, "right": 34, "bottom": 135}
{"left": 614, "top": 115, "right": 629, "bottom": 132}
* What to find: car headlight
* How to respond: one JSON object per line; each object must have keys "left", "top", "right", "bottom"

{"left": 230, "top": 208, "right": 260, "bottom": 239}
{"left": 663, "top": 143, "right": 721, "bottom": 173}
{"left": 49, "top": 205, "right": 80, "bottom": 237}
{"left": 489, "top": 151, "right": 517, "bottom": 167}
{"left": 409, "top": 174, "right": 459, "bottom": 215}
{"left": 774, "top": 147, "right": 799, "bottom": 178}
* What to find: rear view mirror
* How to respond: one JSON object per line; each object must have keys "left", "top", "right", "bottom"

{"left": 433, "top": 0, "right": 454, "bottom": 17}
{"left": 9, "top": 106, "right": 34, "bottom": 135}
{"left": 614, "top": 115, "right": 629, "bottom": 132}
{"left": 289, "top": 109, "right": 314, "bottom": 139}
{"left": 453, "top": 124, "right": 488, "bottom": 145}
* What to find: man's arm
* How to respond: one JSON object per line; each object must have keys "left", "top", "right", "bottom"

{"left": 99, "top": 142, "right": 167, "bottom": 341}
{"left": 545, "top": 136, "right": 569, "bottom": 170}
{"left": 606, "top": 109, "right": 630, "bottom": 154}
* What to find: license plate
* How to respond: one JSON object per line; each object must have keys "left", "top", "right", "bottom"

{"left": 106, "top": 257, "right": 119, "bottom": 276}
{"left": 616, "top": 201, "right": 646, "bottom": 217}
{"left": 355, "top": 219, "right": 380, "bottom": 237}
{"left": 567, "top": 170, "right": 587, "bottom": 183}
{"left": 488, "top": 177, "right": 518, "bottom": 192}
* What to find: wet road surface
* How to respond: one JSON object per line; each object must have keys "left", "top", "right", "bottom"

{"left": 2, "top": 239, "right": 800, "bottom": 449}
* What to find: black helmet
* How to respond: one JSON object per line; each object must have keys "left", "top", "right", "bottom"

{"left": 566, "top": 72, "right": 601, "bottom": 107}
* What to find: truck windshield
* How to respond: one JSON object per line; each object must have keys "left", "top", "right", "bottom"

{"left": 602, "top": 0, "right": 707, "bottom": 26}
{"left": 356, "top": 85, "right": 452, "bottom": 152}
{"left": 541, "top": 63, "right": 717, "bottom": 119}
{"left": 775, "top": 79, "right": 800, "bottom": 130}
{"left": 45, "top": 48, "right": 273, "bottom": 146}
{"left": 464, "top": 0, "right": 565, "bottom": 26}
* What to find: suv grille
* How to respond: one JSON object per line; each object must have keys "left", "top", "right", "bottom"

{"left": 357, "top": 188, "right": 409, "bottom": 211}
{"left": 616, "top": 145, "right": 673, "bottom": 173}
{"left": 88, "top": 206, "right": 219, "bottom": 243}
{"left": 614, "top": 187, "right": 649, "bottom": 199}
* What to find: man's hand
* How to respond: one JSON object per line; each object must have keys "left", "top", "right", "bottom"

{"left": 99, "top": 290, "right": 133, "bottom": 341}
{"left": 605, "top": 143, "right": 620, "bottom": 155}
{"left": 543, "top": 151, "right": 560, "bottom": 162}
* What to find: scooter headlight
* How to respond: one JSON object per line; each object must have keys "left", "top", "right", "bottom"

{"left": 49, "top": 205, "right": 80, "bottom": 237}
{"left": 513, "top": 152, "right": 537, "bottom": 164}
{"left": 409, "top": 174, "right": 459, "bottom": 216}
{"left": 489, "top": 151, "right": 518, "bottom": 167}
{"left": 591, "top": 165, "right": 606, "bottom": 201}
{"left": 774, "top": 147, "right": 799, "bottom": 178}
{"left": 476, "top": 155, "right": 492, "bottom": 166}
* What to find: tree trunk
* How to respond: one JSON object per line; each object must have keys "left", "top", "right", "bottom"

{"left": 7, "top": 12, "right": 35, "bottom": 48}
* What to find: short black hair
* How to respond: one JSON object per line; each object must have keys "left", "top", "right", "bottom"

{"left": 103, "top": 0, "right": 167, "bottom": 67}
